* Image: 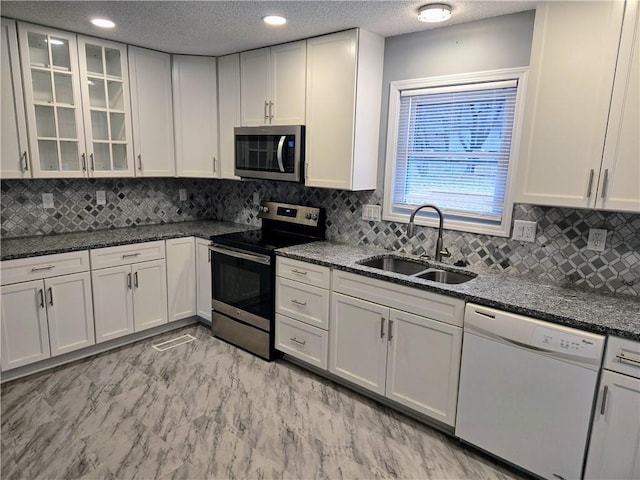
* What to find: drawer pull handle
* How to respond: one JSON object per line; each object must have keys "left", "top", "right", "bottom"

{"left": 290, "top": 299, "right": 307, "bottom": 307}
{"left": 616, "top": 353, "right": 640, "bottom": 365}
{"left": 47, "top": 287, "right": 53, "bottom": 306}
{"left": 31, "top": 265, "right": 55, "bottom": 272}
{"left": 290, "top": 337, "right": 306, "bottom": 346}
{"left": 38, "top": 289, "right": 45, "bottom": 308}
{"left": 291, "top": 269, "right": 307, "bottom": 275}
{"left": 600, "top": 385, "right": 609, "bottom": 415}
{"left": 475, "top": 310, "right": 496, "bottom": 319}
{"left": 122, "top": 253, "right": 141, "bottom": 258}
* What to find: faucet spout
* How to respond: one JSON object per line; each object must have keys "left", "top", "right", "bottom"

{"left": 407, "top": 204, "right": 451, "bottom": 262}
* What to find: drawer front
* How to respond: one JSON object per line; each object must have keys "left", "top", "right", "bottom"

{"left": 332, "top": 269, "right": 464, "bottom": 327}
{"left": 90, "top": 241, "right": 165, "bottom": 269}
{"left": 275, "top": 314, "right": 328, "bottom": 369}
{"left": 276, "top": 277, "right": 329, "bottom": 330}
{"left": 276, "top": 257, "right": 331, "bottom": 289}
{"left": 604, "top": 336, "right": 640, "bottom": 378}
{"left": 1, "top": 250, "right": 90, "bottom": 285}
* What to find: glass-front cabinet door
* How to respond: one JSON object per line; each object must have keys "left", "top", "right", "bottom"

{"left": 17, "top": 23, "right": 87, "bottom": 178}
{"left": 78, "top": 36, "right": 134, "bottom": 177}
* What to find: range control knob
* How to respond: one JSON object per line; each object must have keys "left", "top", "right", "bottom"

{"left": 258, "top": 206, "right": 269, "bottom": 213}
{"left": 305, "top": 212, "right": 319, "bottom": 221}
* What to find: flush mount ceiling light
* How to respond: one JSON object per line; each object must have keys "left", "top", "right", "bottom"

{"left": 263, "top": 15, "right": 287, "bottom": 26}
{"left": 417, "top": 4, "right": 452, "bottom": 23}
{"left": 90, "top": 18, "right": 115, "bottom": 28}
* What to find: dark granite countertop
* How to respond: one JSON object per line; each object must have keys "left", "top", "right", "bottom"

{"left": 276, "top": 241, "right": 640, "bottom": 341}
{"left": 0, "top": 220, "right": 257, "bottom": 261}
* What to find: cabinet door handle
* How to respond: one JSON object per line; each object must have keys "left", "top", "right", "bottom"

{"left": 264, "top": 101, "right": 269, "bottom": 122}
{"left": 380, "top": 316, "right": 385, "bottom": 339}
{"left": 208, "top": 249, "right": 212, "bottom": 263}
{"left": 134, "top": 272, "right": 139, "bottom": 288}
{"left": 291, "top": 269, "right": 307, "bottom": 275}
{"left": 586, "top": 169, "right": 595, "bottom": 198}
{"left": 290, "top": 298, "right": 307, "bottom": 307}
{"left": 38, "top": 289, "right": 45, "bottom": 308}
{"left": 600, "top": 169, "right": 609, "bottom": 198}
{"left": 22, "top": 151, "right": 29, "bottom": 171}
{"left": 137, "top": 154, "right": 142, "bottom": 171}
{"left": 388, "top": 320, "right": 393, "bottom": 342}
{"left": 90, "top": 153, "right": 95, "bottom": 171}
{"left": 127, "top": 273, "right": 132, "bottom": 289}
{"left": 269, "top": 101, "right": 274, "bottom": 122}
{"left": 47, "top": 287, "right": 53, "bottom": 306}
{"left": 213, "top": 156, "right": 217, "bottom": 173}
{"left": 290, "top": 337, "right": 306, "bottom": 346}
{"left": 81, "top": 153, "right": 87, "bottom": 171}
{"left": 600, "top": 385, "right": 609, "bottom": 415}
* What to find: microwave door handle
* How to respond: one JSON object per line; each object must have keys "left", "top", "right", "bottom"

{"left": 277, "top": 136, "right": 286, "bottom": 173}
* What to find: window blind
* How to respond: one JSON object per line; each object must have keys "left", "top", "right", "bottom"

{"left": 392, "top": 80, "right": 518, "bottom": 224}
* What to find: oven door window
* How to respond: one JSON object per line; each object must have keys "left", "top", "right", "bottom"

{"left": 212, "top": 251, "right": 272, "bottom": 321}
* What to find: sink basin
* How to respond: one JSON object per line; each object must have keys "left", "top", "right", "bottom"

{"left": 417, "top": 269, "right": 476, "bottom": 284}
{"left": 358, "top": 256, "right": 429, "bottom": 275}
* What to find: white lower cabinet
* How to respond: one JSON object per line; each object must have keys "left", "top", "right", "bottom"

{"left": 195, "top": 238, "right": 212, "bottom": 321}
{"left": 91, "top": 242, "right": 168, "bottom": 342}
{"left": 585, "top": 337, "right": 640, "bottom": 479}
{"left": 275, "top": 257, "right": 330, "bottom": 368}
{"left": 329, "top": 270, "right": 464, "bottom": 426}
{"left": 0, "top": 250, "right": 94, "bottom": 371}
{"left": 166, "top": 237, "right": 196, "bottom": 322}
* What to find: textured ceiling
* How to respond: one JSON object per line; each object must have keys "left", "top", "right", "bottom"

{"left": 0, "top": 1, "right": 538, "bottom": 56}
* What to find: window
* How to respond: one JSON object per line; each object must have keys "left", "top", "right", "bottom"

{"left": 383, "top": 68, "right": 528, "bottom": 236}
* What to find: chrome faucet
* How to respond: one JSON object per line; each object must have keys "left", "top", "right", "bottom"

{"left": 407, "top": 204, "right": 451, "bottom": 262}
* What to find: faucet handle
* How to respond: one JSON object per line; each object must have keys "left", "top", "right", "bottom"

{"left": 440, "top": 247, "right": 452, "bottom": 258}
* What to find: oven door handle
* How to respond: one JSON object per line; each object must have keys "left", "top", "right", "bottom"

{"left": 209, "top": 244, "right": 271, "bottom": 265}
{"left": 276, "top": 136, "right": 286, "bottom": 173}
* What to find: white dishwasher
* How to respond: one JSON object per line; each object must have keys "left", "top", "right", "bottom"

{"left": 455, "top": 304, "right": 605, "bottom": 480}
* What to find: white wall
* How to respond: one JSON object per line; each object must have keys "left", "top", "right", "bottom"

{"left": 376, "top": 10, "right": 536, "bottom": 186}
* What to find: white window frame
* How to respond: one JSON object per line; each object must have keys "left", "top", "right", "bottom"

{"left": 383, "top": 67, "right": 528, "bottom": 237}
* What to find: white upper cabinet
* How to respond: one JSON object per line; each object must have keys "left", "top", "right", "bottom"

{"left": 305, "top": 29, "right": 384, "bottom": 190}
{"left": 1, "top": 19, "right": 30, "bottom": 178}
{"left": 217, "top": 53, "right": 241, "bottom": 179}
{"left": 172, "top": 55, "right": 218, "bottom": 177}
{"left": 17, "top": 22, "right": 87, "bottom": 178}
{"left": 598, "top": 1, "right": 639, "bottom": 212}
{"left": 78, "top": 36, "right": 134, "bottom": 177}
{"left": 128, "top": 46, "right": 175, "bottom": 177}
{"left": 240, "top": 41, "right": 306, "bottom": 126}
{"left": 516, "top": 1, "right": 639, "bottom": 212}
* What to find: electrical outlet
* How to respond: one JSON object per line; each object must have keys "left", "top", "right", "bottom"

{"left": 179, "top": 189, "right": 187, "bottom": 201}
{"left": 362, "top": 204, "right": 381, "bottom": 221}
{"left": 42, "top": 193, "right": 54, "bottom": 209}
{"left": 512, "top": 220, "right": 536, "bottom": 242}
{"left": 587, "top": 228, "right": 607, "bottom": 252}
{"left": 252, "top": 192, "right": 260, "bottom": 205}
{"left": 96, "top": 190, "right": 106, "bottom": 205}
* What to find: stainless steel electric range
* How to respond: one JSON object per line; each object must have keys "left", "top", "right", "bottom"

{"left": 209, "top": 201, "right": 325, "bottom": 360}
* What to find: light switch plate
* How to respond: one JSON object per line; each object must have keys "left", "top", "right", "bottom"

{"left": 179, "top": 189, "right": 187, "bottom": 201}
{"left": 96, "top": 191, "right": 106, "bottom": 205}
{"left": 42, "top": 193, "right": 54, "bottom": 209}
{"left": 362, "top": 204, "right": 381, "bottom": 222}
{"left": 587, "top": 228, "right": 607, "bottom": 251}
{"left": 512, "top": 220, "right": 537, "bottom": 242}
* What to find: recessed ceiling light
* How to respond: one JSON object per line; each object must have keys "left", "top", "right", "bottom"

{"left": 417, "top": 4, "right": 452, "bottom": 23}
{"left": 263, "top": 15, "right": 287, "bottom": 26}
{"left": 91, "top": 18, "right": 115, "bottom": 28}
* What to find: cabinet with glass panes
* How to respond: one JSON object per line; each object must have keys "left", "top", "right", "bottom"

{"left": 77, "top": 36, "right": 133, "bottom": 177}
{"left": 17, "top": 23, "right": 134, "bottom": 178}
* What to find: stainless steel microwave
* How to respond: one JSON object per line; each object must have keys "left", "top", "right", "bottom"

{"left": 234, "top": 125, "right": 304, "bottom": 182}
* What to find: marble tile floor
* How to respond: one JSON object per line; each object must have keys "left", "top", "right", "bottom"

{"left": 1, "top": 324, "right": 530, "bottom": 480}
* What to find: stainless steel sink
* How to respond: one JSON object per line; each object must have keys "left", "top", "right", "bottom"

{"left": 416, "top": 269, "right": 476, "bottom": 284}
{"left": 357, "top": 256, "right": 430, "bottom": 275}
{"left": 357, "top": 255, "right": 476, "bottom": 284}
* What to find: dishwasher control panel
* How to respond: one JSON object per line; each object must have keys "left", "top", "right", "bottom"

{"left": 532, "top": 326, "right": 601, "bottom": 358}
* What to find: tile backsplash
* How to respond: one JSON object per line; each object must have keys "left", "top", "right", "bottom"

{"left": 2, "top": 178, "right": 639, "bottom": 296}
